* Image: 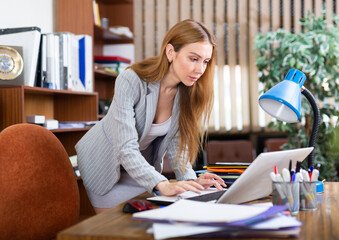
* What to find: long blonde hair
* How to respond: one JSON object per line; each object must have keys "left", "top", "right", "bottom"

{"left": 130, "top": 19, "right": 215, "bottom": 169}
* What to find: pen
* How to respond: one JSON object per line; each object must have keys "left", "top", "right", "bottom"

{"left": 302, "top": 169, "right": 310, "bottom": 182}
{"left": 282, "top": 168, "right": 291, "bottom": 182}
{"left": 288, "top": 160, "right": 292, "bottom": 176}
{"left": 274, "top": 165, "right": 278, "bottom": 175}
{"left": 296, "top": 161, "right": 301, "bottom": 173}
{"left": 279, "top": 168, "right": 294, "bottom": 210}
{"left": 311, "top": 169, "right": 319, "bottom": 182}
{"left": 291, "top": 172, "right": 296, "bottom": 182}
{"left": 316, "top": 163, "right": 321, "bottom": 170}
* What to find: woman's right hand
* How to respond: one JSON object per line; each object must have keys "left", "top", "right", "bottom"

{"left": 155, "top": 180, "right": 204, "bottom": 196}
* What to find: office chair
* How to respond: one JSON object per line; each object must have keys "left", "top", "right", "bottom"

{"left": 205, "top": 140, "right": 254, "bottom": 164}
{"left": 0, "top": 123, "right": 80, "bottom": 240}
{"left": 264, "top": 138, "right": 289, "bottom": 152}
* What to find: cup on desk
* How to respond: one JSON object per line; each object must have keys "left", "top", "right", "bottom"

{"left": 272, "top": 181, "right": 300, "bottom": 215}
{"left": 300, "top": 181, "right": 317, "bottom": 211}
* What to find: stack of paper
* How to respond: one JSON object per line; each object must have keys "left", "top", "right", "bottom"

{"left": 94, "top": 56, "right": 131, "bottom": 74}
{"left": 134, "top": 200, "right": 301, "bottom": 239}
{"left": 198, "top": 162, "right": 250, "bottom": 186}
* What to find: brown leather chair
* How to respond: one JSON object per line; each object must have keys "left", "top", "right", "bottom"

{"left": 0, "top": 124, "right": 80, "bottom": 240}
{"left": 205, "top": 140, "right": 254, "bottom": 164}
{"left": 264, "top": 138, "right": 289, "bottom": 152}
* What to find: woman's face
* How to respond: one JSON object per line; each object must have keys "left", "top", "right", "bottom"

{"left": 166, "top": 41, "right": 213, "bottom": 87}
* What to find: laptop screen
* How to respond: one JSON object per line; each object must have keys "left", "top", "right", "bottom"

{"left": 217, "top": 147, "right": 313, "bottom": 204}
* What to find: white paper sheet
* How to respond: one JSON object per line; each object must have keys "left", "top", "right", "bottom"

{"left": 133, "top": 199, "right": 270, "bottom": 223}
{"left": 151, "top": 214, "right": 301, "bottom": 240}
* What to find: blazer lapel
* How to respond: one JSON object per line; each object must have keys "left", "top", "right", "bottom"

{"left": 140, "top": 81, "right": 160, "bottom": 142}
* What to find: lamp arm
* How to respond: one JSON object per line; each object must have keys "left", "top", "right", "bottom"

{"left": 301, "top": 87, "right": 320, "bottom": 168}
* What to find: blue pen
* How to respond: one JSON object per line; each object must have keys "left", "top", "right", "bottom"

{"left": 291, "top": 172, "right": 296, "bottom": 182}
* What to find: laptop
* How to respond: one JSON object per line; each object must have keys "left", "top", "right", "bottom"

{"left": 147, "top": 147, "right": 313, "bottom": 205}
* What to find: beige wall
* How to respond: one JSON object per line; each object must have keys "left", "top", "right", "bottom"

{"left": 0, "top": 0, "right": 56, "bottom": 33}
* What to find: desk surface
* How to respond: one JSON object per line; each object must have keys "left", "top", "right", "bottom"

{"left": 58, "top": 182, "right": 339, "bottom": 240}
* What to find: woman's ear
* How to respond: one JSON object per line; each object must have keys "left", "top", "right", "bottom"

{"left": 166, "top": 43, "right": 174, "bottom": 63}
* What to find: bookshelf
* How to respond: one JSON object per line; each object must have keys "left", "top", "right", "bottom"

{"left": 56, "top": 0, "right": 134, "bottom": 217}
{"left": 57, "top": 0, "right": 134, "bottom": 102}
{"left": 0, "top": 86, "right": 98, "bottom": 155}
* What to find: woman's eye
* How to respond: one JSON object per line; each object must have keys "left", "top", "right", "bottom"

{"left": 190, "top": 57, "right": 198, "bottom": 62}
{"left": 204, "top": 60, "right": 210, "bottom": 64}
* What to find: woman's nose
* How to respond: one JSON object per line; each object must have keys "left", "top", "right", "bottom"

{"left": 195, "top": 62, "right": 205, "bottom": 74}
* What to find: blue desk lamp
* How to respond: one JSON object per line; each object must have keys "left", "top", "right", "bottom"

{"left": 259, "top": 69, "right": 320, "bottom": 168}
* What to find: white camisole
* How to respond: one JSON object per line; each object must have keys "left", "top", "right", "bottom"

{"left": 139, "top": 116, "right": 172, "bottom": 151}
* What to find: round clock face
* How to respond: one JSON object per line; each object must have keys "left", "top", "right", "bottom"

{"left": 0, "top": 46, "right": 23, "bottom": 80}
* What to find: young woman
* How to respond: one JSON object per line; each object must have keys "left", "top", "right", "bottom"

{"left": 76, "top": 19, "right": 226, "bottom": 213}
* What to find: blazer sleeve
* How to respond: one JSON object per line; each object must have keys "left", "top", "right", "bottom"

{"left": 102, "top": 70, "right": 167, "bottom": 193}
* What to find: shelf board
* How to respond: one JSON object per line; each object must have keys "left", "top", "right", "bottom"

{"left": 100, "top": 0, "right": 133, "bottom": 4}
{"left": 1, "top": 85, "right": 98, "bottom": 97}
{"left": 51, "top": 127, "right": 92, "bottom": 133}
{"left": 94, "top": 25, "right": 133, "bottom": 43}
{"left": 95, "top": 69, "right": 118, "bottom": 78}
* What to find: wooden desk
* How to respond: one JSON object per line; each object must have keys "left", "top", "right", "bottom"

{"left": 58, "top": 182, "right": 339, "bottom": 240}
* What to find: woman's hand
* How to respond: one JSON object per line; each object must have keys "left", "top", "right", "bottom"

{"left": 194, "top": 172, "right": 226, "bottom": 191}
{"left": 155, "top": 180, "right": 204, "bottom": 196}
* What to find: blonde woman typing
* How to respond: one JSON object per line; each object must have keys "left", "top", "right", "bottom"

{"left": 76, "top": 19, "right": 226, "bottom": 214}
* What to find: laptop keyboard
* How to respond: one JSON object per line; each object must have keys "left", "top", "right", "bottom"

{"left": 186, "top": 190, "right": 226, "bottom": 202}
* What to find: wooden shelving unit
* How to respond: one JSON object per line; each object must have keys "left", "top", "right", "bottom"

{"left": 56, "top": 0, "right": 134, "bottom": 218}
{"left": 0, "top": 85, "right": 98, "bottom": 156}
{"left": 57, "top": 0, "right": 133, "bottom": 102}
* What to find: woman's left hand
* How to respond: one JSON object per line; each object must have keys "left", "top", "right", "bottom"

{"left": 194, "top": 172, "right": 226, "bottom": 191}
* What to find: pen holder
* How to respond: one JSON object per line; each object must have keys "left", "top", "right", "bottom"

{"left": 272, "top": 181, "right": 300, "bottom": 215}
{"left": 299, "top": 181, "right": 317, "bottom": 211}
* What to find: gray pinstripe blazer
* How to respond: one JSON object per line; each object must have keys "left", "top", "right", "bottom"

{"left": 75, "top": 69, "right": 197, "bottom": 195}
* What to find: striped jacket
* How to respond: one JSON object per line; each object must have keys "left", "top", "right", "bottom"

{"left": 75, "top": 69, "right": 197, "bottom": 195}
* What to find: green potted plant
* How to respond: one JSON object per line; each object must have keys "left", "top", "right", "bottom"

{"left": 254, "top": 12, "right": 339, "bottom": 181}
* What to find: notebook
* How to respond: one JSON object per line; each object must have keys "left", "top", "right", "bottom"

{"left": 148, "top": 147, "right": 313, "bottom": 205}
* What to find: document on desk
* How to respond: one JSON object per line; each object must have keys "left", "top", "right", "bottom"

{"left": 151, "top": 213, "right": 301, "bottom": 240}
{"left": 133, "top": 199, "right": 287, "bottom": 226}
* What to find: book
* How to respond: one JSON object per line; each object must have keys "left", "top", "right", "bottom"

{"left": 94, "top": 55, "right": 131, "bottom": 64}
{"left": 92, "top": 0, "right": 101, "bottom": 26}
{"left": 78, "top": 35, "right": 93, "bottom": 92}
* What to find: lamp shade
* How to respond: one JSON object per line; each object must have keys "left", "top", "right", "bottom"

{"left": 259, "top": 69, "right": 306, "bottom": 123}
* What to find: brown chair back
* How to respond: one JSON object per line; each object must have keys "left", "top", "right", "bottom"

{"left": 264, "top": 138, "right": 289, "bottom": 152}
{"left": 205, "top": 140, "right": 254, "bottom": 164}
{"left": 0, "top": 124, "right": 80, "bottom": 240}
